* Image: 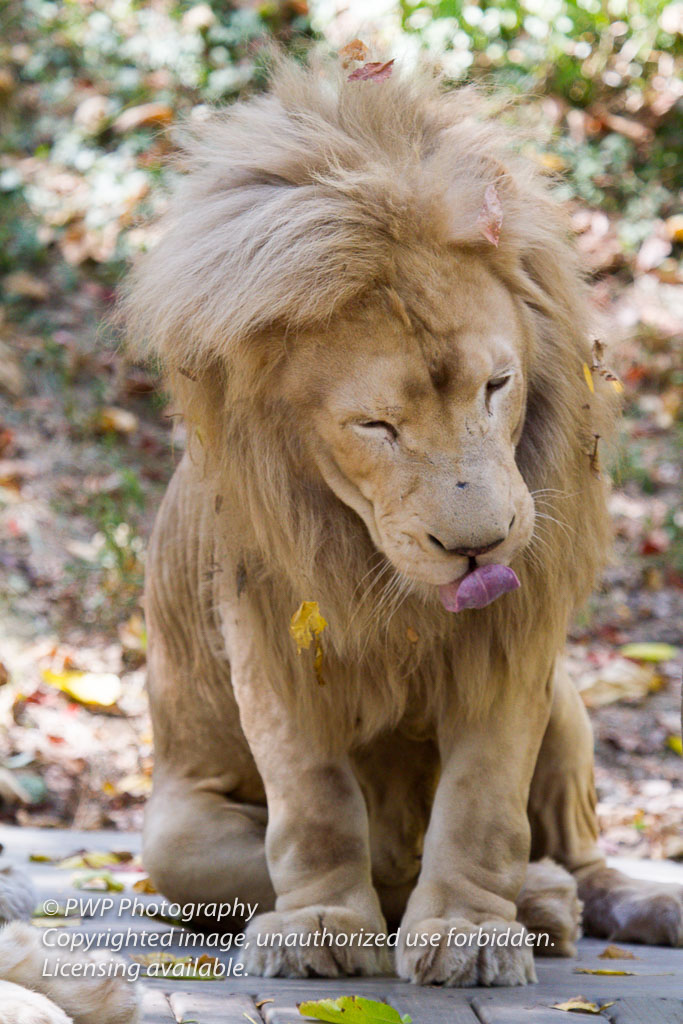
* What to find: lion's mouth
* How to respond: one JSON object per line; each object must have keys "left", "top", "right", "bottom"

{"left": 439, "top": 563, "right": 520, "bottom": 612}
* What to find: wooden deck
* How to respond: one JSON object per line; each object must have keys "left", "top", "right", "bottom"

{"left": 1, "top": 825, "right": 681, "bottom": 1023}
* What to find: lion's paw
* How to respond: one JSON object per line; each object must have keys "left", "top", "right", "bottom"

{"left": 580, "top": 869, "right": 683, "bottom": 947}
{"left": 397, "top": 918, "right": 537, "bottom": 987}
{"left": 241, "top": 907, "right": 390, "bottom": 978}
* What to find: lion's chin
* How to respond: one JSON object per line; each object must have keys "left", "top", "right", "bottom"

{"left": 439, "top": 564, "right": 521, "bottom": 613}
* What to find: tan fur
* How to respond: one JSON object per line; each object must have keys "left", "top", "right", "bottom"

{"left": 123, "top": 54, "right": 681, "bottom": 987}
{"left": 0, "top": 922, "right": 139, "bottom": 1024}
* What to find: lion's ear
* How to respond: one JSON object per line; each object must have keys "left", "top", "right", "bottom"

{"left": 439, "top": 150, "right": 516, "bottom": 251}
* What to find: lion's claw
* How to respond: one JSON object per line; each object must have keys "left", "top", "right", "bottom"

{"left": 241, "top": 907, "right": 390, "bottom": 978}
{"left": 397, "top": 918, "right": 537, "bottom": 987}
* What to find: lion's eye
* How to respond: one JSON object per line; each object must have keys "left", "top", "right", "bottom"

{"left": 357, "top": 420, "right": 399, "bottom": 442}
{"left": 486, "top": 376, "right": 510, "bottom": 394}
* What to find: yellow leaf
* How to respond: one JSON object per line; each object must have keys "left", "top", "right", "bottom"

{"left": 536, "top": 152, "right": 566, "bottom": 172}
{"left": 41, "top": 669, "right": 122, "bottom": 708}
{"left": 115, "top": 772, "right": 153, "bottom": 797}
{"left": 290, "top": 601, "right": 328, "bottom": 686}
{"left": 667, "top": 735, "right": 682, "bottom": 756}
{"left": 583, "top": 362, "right": 594, "bottom": 393}
{"left": 598, "top": 944, "right": 638, "bottom": 960}
{"left": 58, "top": 851, "right": 125, "bottom": 870}
{"left": 575, "top": 967, "right": 634, "bottom": 975}
{"left": 73, "top": 871, "right": 124, "bottom": 892}
{"left": 98, "top": 406, "right": 138, "bottom": 435}
{"left": 552, "top": 997, "right": 614, "bottom": 1014}
{"left": 611, "top": 379, "right": 624, "bottom": 393}
{"left": 290, "top": 601, "right": 327, "bottom": 651}
{"left": 620, "top": 642, "right": 678, "bottom": 663}
{"left": 298, "top": 996, "right": 411, "bottom": 1023}
{"left": 133, "top": 876, "right": 158, "bottom": 894}
{"left": 131, "top": 951, "right": 223, "bottom": 980}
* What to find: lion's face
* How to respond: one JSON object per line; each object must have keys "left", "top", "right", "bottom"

{"left": 286, "top": 252, "right": 535, "bottom": 589}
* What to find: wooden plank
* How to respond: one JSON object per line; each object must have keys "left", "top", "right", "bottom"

{"left": 140, "top": 987, "right": 175, "bottom": 1023}
{"left": 472, "top": 994, "right": 572, "bottom": 1023}
{"left": 603, "top": 998, "right": 683, "bottom": 1024}
{"left": 169, "top": 991, "right": 262, "bottom": 1023}
{"left": 396, "top": 987, "right": 480, "bottom": 1022}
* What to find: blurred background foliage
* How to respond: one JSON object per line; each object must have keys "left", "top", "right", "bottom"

{"left": 0, "top": 2, "right": 681, "bottom": 843}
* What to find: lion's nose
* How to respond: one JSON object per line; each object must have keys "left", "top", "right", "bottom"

{"left": 428, "top": 533, "right": 506, "bottom": 557}
{"left": 428, "top": 515, "right": 515, "bottom": 558}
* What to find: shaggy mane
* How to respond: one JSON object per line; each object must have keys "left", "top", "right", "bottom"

{"left": 123, "top": 54, "right": 618, "bottom": 745}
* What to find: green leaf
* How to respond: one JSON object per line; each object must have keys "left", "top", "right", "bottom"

{"left": 298, "top": 997, "right": 411, "bottom": 1024}
{"left": 620, "top": 642, "right": 678, "bottom": 663}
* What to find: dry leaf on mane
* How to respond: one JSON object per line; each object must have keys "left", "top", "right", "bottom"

{"left": 290, "top": 601, "right": 327, "bottom": 686}
{"left": 348, "top": 60, "right": 395, "bottom": 83}
{"left": 340, "top": 39, "right": 369, "bottom": 67}
{"left": 477, "top": 183, "right": 503, "bottom": 246}
{"left": 290, "top": 601, "right": 327, "bottom": 652}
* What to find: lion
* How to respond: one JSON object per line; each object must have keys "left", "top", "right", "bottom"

{"left": 122, "top": 54, "right": 683, "bottom": 986}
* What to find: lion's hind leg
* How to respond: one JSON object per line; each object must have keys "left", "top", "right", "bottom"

{"left": 143, "top": 774, "right": 275, "bottom": 924}
{"left": 529, "top": 661, "right": 683, "bottom": 947}
{"left": 516, "top": 858, "right": 582, "bottom": 957}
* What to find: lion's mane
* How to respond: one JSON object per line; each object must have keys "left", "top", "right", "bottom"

{"left": 123, "top": 55, "right": 617, "bottom": 744}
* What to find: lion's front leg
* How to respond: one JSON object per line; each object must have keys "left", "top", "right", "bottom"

{"left": 225, "top": 609, "right": 388, "bottom": 979}
{"left": 397, "top": 677, "right": 552, "bottom": 987}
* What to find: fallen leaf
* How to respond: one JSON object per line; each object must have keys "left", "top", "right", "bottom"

{"left": 598, "top": 944, "right": 638, "bottom": 960}
{"left": 665, "top": 214, "right": 683, "bottom": 243}
{"left": 0, "top": 341, "right": 25, "bottom": 396}
{"left": 298, "top": 996, "right": 411, "bottom": 1024}
{"left": 348, "top": 60, "right": 395, "bottom": 83}
{"left": 575, "top": 967, "right": 635, "bottom": 976}
{"left": 575, "top": 656, "right": 657, "bottom": 708}
{"left": 340, "top": 39, "right": 369, "bottom": 67}
{"left": 475, "top": 183, "right": 503, "bottom": 247}
{"left": 41, "top": 668, "right": 122, "bottom": 709}
{"left": 73, "top": 870, "right": 124, "bottom": 892}
{"left": 57, "top": 850, "right": 133, "bottom": 870}
{"left": 552, "top": 997, "right": 614, "bottom": 1014}
{"left": 620, "top": 642, "right": 678, "bottom": 663}
{"left": 113, "top": 102, "right": 173, "bottom": 133}
{"left": 131, "top": 951, "right": 224, "bottom": 980}
{"left": 98, "top": 406, "right": 139, "bottom": 435}
{"left": 115, "top": 772, "right": 153, "bottom": 798}
{"left": 667, "top": 735, "right": 682, "bottom": 756}
{"left": 406, "top": 627, "right": 419, "bottom": 644}
{"left": 583, "top": 362, "right": 595, "bottom": 393}
{"left": 3, "top": 272, "right": 49, "bottom": 301}
{"left": 133, "top": 876, "right": 158, "bottom": 894}
{"left": 118, "top": 613, "right": 147, "bottom": 653}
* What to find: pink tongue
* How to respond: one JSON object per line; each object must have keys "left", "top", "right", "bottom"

{"left": 439, "top": 564, "right": 520, "bottom": 613}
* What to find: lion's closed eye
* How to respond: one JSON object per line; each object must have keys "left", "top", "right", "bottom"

{"left": 355, "top": 420, "right": 399, "bottom": 442}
